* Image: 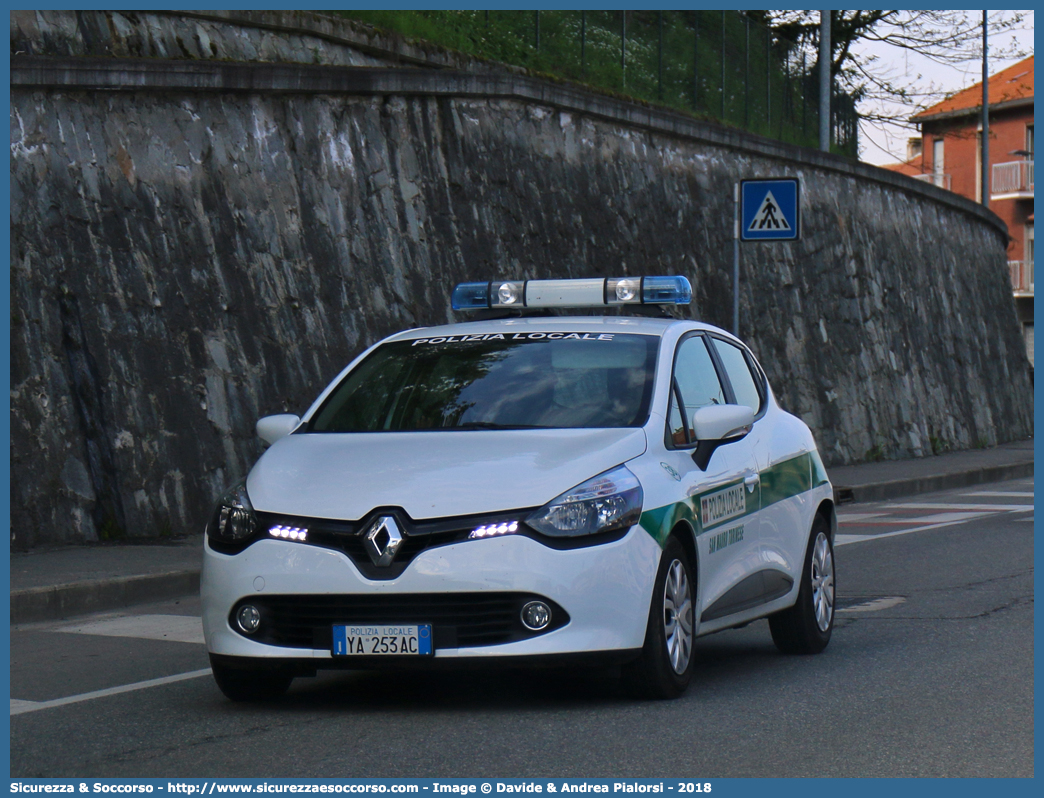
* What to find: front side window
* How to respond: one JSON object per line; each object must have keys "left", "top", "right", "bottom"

{"left": 713, "top": 339, "right": 763, "bottom": 414}
{"left": 309, "top": 333, "right": 658, "bottom": 432}
{"left": 668, "top": 335, "right": 726, "bottom": 446}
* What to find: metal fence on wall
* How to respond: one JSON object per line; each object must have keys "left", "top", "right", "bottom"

{"left": 343, "top": 9, "right": 859, "bottom": 157}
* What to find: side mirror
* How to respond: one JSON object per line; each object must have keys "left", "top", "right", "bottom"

{"left": 691, "top": 404, "right": 754, "bottom": 441}
{"left": 690, "top": 405, "right": 754, "bottom": 470}
{"left": 257, "top": 414, "right": 301, "bottom": 446}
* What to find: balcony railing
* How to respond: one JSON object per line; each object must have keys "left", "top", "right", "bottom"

{"left": 914, "top": 172, "right": 952, "bottom": 190}
{"left": 1009, "top": 260, "right": 1034, "bottom": 295}
{"left": 992, "top": 160, "right": 1034, "bottom": 199}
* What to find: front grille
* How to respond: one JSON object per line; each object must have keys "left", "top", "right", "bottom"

{"left": 232, "top": 593, "right": 569, "bottom": 650}
{"left": 255, "top": 508, "right": 531, "bottom": 580}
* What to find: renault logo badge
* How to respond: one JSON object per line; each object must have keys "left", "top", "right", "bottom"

{"left": 364, "top": 516, "right": 403, "bottom": 567}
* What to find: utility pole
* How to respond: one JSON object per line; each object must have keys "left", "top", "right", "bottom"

{"left": 621, "top": 12, "right": 627, "bottom": 88}
{"left": 733, "top": 183, "right": 740, "bottom": 335}
{"left": 819, "top": 10, "right": 831, "bottom": 152}
{"left": 981, "top": 10, "right": 990, "bottom": 207}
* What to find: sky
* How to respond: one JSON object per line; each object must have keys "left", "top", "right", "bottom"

{"left": 854, "top": 10, "right": 1035, "bottom": 166}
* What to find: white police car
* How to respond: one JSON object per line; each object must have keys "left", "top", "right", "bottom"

{"left": 202, "top": 276, "right": 835, "bottom": 701}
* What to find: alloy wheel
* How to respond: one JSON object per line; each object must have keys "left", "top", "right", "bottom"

{"left": 811, "top": 532, "right": 835, "bottom": 631}
{"left": 663, "top": 559, "right": 693, "bottom": 674}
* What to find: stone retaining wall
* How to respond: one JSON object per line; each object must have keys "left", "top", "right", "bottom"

{"left": 10, "top": 10, "right": 1033, "bottom": 548}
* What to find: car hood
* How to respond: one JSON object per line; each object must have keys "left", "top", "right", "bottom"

{"left": 246, "top": 428, "right": 648, "bottom": 520}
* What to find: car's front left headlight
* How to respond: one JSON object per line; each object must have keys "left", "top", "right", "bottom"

{"left": 526, "top": 465, "right": 643, "bottom": 538}
{"left": 208, "top": 480, "right": 258, "bottom": 543}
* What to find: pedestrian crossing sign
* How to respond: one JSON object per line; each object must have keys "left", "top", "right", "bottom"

{"left": 741, "top": 178, "right": 800, "bottom": 241}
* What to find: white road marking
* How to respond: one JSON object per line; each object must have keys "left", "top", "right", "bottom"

{"left": 1014, "top": 517, "right": 1035, "bottom": 523}
{"left": 903, "top": 511, "right": 993, "bottom": 524}
{"left": 836, "top": 512, "right": 889, "bottom": 522}
{"left": 10, "top": 668, "right": 213, "bottom": 716}
{"left": 838, "top": 596, "right": 906, "bottom": 613}
{"left": 54, "top": 614, "right": 205, "bottom": 645}
{"left": 961, "top": 491, "right": 1034, "bottom": 498}
{"left": 881, "top": 502, "right": 1032, "bottom": 512}
{"left": 835, "top": 534, "right": 876, "bottom": 545}
{"left": 837, "top": 499, "right": 1031, "bottom": 539}
{"left": 834, "top": 513, "right": 1022, "bottom": 547}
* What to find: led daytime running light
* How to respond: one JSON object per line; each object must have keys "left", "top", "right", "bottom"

{"left": 269, "top": 525, "right": 308, "bottom": 541}
{"left": 469, "top": 520, "right": 519, "bottom": 539}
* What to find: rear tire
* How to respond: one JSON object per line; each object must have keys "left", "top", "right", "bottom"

{"left": 622, "top": 536, "right": 695, "bottom": 699}
{"left": 769, "top": 514, "right": 834, "bottom": 654}
{"left": 210, "top": 655, "right": 294, "bottom": 702}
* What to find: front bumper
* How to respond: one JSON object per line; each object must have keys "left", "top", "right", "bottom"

{"left": 202, "top": 526, "right": 661, "bottom": 662}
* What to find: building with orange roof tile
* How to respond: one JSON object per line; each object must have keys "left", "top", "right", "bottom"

{"left": 884, "top": 56, "right": 1033, "bottom": 368}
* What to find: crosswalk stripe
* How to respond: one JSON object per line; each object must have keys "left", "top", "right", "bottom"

{"left": 836, "top": 512, "right": 888, "bottom": 522}
{"left": 840, "top": 503, "right": 1030, "bottom": 529}
{"left": 961, "top": 491, "right": 1034, "bottom": 498}
{"left": 835, "top": 513, "right": 1015, "bottom": 547}
{"left": 901, "top": 511, "right": 993, "bottom": 524}
{"left": 840, "top": 512, "right": 995, "bottom": 527}
{"left": 881, "top": 503, "right": 1032, "bottom": 512}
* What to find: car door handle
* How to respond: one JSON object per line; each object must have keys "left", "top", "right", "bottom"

{"left": 744, "top": 472, "right": 760, "bottom": 492}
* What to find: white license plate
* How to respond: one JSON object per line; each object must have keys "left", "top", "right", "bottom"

{"left": 332, "top": 624, "right": 433, "bottom": 656}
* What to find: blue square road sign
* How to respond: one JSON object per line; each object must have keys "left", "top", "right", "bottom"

{"left": 741, "top": 179, "right": 800, "bottom": 241}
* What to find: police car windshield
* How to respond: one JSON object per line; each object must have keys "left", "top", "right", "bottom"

{"left": 309, "top": 332, "right": 658, "bottom": 432}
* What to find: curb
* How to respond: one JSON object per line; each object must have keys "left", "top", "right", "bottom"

{"left": 833, "top": 461, "right": 1034, "bottom": 505}
{"left": 10, "top": 569, "right": 201, "bottom": 625}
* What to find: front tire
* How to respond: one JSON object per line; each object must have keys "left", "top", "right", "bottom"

{"left": 769, "top": 515, "right": 835, "bottom": 654}
{"left": 622, "top": 536, "right": 695, "bottom": 699}
{"left": 210, "top": 655, "right": 294, "bottom": 702}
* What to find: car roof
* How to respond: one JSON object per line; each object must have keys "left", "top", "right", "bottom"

{"left": 385, "top": 315, "right": 724, "bottom": 342}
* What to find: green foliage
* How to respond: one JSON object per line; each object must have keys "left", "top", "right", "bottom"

{"left": 98, "top": 512, "right": 125, "bottom": 541}
{"left": 332, "top": 10, "right": 858, "bottom": 157}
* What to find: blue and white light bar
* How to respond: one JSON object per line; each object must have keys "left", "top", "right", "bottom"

{"left": 451, "top": 276, "right": 692, "bottom": 311}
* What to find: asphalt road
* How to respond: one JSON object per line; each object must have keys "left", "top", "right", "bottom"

{"left": 10, "top": 477, "right": 1034, "bottom": 778}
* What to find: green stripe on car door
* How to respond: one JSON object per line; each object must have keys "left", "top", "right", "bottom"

{"left": 637, "top": 451, "right": 822, "bottom": 546}
{"left": 759, "top": 452, "right": 813, "bottom": 508}
{"left": 639, "top": 499, "right": 697, "bottom": 548}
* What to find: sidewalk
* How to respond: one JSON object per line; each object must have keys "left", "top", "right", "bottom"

{"left": 828, "top": 437, "right": 1034, "bottom": 503}
{"left": 10, "top": 537, "right": 202, "bottom": 625}
{"left": 9, "top": 439, "right": 1033, "bottom": 624}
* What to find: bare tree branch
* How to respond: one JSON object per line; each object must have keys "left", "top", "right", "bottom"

{"left": 766, "top": 10, "right": 1032, "bottom": 126}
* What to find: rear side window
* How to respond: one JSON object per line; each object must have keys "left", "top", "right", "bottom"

{"left": 713, "top": 339, "right": 763, "bottom": 414}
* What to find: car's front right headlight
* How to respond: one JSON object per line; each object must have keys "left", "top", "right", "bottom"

{"left": 208, "top": 480, "right": 258, "bottom": 543}
{"left": 526, "top": 465, "right": 643, "bottom": 538}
